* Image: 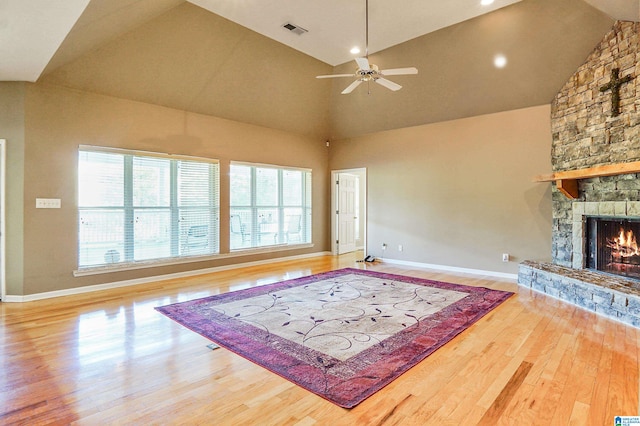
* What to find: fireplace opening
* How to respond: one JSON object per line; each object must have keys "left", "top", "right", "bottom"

{"left": 586, "top": 217, "right": 640, "bottom": 280}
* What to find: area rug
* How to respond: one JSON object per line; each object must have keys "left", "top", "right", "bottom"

{"left": 155, "top": 268, "right": 513, "bottom": 408}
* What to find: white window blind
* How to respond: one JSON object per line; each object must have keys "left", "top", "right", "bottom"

{"left": 78, "top": 147, "right": 219, "bottom": 269}
{"left": 230, "top": 163, "right": 311, "bottom": 250}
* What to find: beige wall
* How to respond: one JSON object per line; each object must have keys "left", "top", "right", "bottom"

{"left": 329, "top": 105, "right": 553, "bottom": 274}
{"left": 20, "top": 83, "right": 329, "bottom": 295}
{"left": 0, "top": 1, "right": 608, "bottom": 296}
{"left": 0, "top": 82, "right": 26, "bottom": 295}
{"left": 7, "top": 81, "right": 552, "bottom": 295}
{"left": 327, "top": 0, "right": 612, "bottom": 140}
{"left": 41, "top": 2, "right": 333, "bottom": 140}
{"left": 39, "top": 1, "right": 613, "bottom": 143}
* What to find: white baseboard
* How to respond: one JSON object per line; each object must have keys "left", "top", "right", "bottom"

{"left": 379, "top": 257, "right": 518, "bottom": 281}
{"left": 4, "top": 251, "right": 332, "bottom": 303}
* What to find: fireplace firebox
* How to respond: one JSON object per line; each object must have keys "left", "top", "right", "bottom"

{"left": 586, "top": 217, "right": 640, "bottom": 280}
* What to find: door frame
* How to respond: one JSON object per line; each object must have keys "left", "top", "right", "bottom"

{"left": 0, "top": 140, "right": 6, "bottom": 301}
{"left": 331, "top": 168, "right": 367, "bottom": 256}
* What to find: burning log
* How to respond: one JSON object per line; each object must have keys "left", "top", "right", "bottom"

{"left": 607, "top": 227, "right": 640, "bottom": 258}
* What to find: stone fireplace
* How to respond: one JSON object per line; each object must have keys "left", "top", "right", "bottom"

{"left": 518, "top": 21, "right": 640, "bottom": 327}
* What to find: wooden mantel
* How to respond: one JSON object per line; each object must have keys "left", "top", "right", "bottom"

{"left": 534, "top": 160, "right": 640, "bottom": 199}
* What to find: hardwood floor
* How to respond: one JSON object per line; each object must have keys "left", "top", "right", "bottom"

{"left": 1, "top": 254, "right": 639, "bottom": 425}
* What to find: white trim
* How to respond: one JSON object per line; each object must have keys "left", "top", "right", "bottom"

{"left": 331, "top": 168, "right": 367, "bottom": 257}
{"left": 6, "top": 251, "right": 331, "bottom": 302}
{"left": 74, "top": 242, "right": 314, "bottom": 276}
{"left": 0, "top": 140, "right": 5, "bottom": 301}
{"left": 380, "top": 257, "right": 518, "bottom": 280}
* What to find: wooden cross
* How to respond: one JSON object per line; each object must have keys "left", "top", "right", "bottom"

{"left": 599, "top": 68, "right": 634, "bottom": 117}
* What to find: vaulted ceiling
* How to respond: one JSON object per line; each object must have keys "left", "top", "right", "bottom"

{"left": 2, "top": 0, "right": 633, "bottom": 139}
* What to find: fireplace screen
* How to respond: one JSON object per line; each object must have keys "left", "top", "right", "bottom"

{"left": 586, "top": 217, "right": 640, "bottom": 280}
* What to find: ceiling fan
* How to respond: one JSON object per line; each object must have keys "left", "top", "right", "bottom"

{"left": 315, "top": 0, "right": 418, "bottom": 94}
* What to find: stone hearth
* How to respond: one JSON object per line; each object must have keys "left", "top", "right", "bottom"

{"left": 519, "top": 261, "right": 640, "bottom": 327}
{"left": 518, "top": 21, "right": 640, "bottom": 328}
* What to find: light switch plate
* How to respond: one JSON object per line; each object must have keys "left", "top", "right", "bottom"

{"left": 36, "top": 198, "right": 61, "bottom": 209}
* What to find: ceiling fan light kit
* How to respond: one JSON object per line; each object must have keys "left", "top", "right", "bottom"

{"left": 315, "top": 0, "right": 418, "bottom": 94}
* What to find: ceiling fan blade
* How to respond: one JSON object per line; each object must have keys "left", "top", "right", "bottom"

{"left": 379, "top": 67, "right": 418, "bottom": 76}
{"left": 316, "top": 73, "right": 356, "bottom": 79}
{"left": 342, "top": 80, "right": 363, "bottom": 94}
{"left": 355, "top": 57, "right": 371, "bottom": 71}
{"left": 375, "top": 77, "right": 402, "bottom": 91}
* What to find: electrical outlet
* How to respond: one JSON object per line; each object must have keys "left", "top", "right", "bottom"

{"left": 398, "top": 244, "right": 403, "bottom": 252}
{"left": 36, "top": 198, "right": 61, "bottom": 209}
{"left": 502, "top": 253, "right": 510, "bottom": 262}
{"left": 381, "top": 243, "right": 387, "bottom": 250}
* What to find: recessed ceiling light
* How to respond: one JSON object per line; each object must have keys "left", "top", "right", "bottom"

{"left": 494, "top": 54, "right": 507, "bottom": 68}
{"left": 481, "top": 0, "right": 494, "bottom": 5}
{"left": 350, "top": 46, "right": 361, "bottom": 55}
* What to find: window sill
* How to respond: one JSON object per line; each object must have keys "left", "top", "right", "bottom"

{"left": 73, "top": 243, "right": 314, "bottom": 277}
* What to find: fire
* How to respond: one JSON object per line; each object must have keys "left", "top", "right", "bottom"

{"left": 607, "top": 227, "right": 640, "bottom": 258}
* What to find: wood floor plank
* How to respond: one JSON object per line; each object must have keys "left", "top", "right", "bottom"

{"left": 537, "top": 328, "right": 583, "bottom": 425}
{"left": 607, "top": 321, "right": 639, "bottom": 418}
{"left": 550, "top": 353, "right": 597, "bottom": 424}
{"left": 476, "top": 360, "right": 533, "bottom": 425}
{"left": 568, "top": 401, "right": 590, "bottom": 425}
{"left": 1, "top": 253, "right": 638, "bottom": 424}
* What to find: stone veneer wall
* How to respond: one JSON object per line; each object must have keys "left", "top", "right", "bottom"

{"left": 518, "top": 21, "right": 640, "bottom": 328}
{"left": 551, "top": 21, "right": 640, "bottom": 267}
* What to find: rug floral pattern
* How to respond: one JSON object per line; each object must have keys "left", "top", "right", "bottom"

{"left": 208, "top": 273, "right": 469, "bottom": 361}
{"left": 156, "top": 268, "right": 513, "bottom": 408}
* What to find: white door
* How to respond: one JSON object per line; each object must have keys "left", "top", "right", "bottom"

{"left": 0, "top": 139, "right": 5, "bottom": 301}
{"left": 337, "top": 173, "right": 357, "bottom": 254}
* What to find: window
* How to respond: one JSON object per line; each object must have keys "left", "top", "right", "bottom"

{"left": 78, "top": 146, "right": 219, "bottom": 269}
{"left": 230, "top": 163, "right": 311, "bottom": 250}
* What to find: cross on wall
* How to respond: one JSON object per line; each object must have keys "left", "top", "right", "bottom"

{"left": 599, "top": 68, "right": 634, "bottom": 117}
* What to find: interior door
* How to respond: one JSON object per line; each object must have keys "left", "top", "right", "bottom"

{"left": 0, "top": 139, "right": 5, "bottom": 301}
{"left": 337, "top": 173, "right": 357, "bottom": 254}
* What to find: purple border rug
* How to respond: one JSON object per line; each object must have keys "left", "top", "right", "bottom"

{"left": 155, "top": 268, "right": 513, "bottom": 408}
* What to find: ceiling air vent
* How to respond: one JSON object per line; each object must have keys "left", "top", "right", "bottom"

{"left": 283, "top": 22, "right": 308, "bottom": 35}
